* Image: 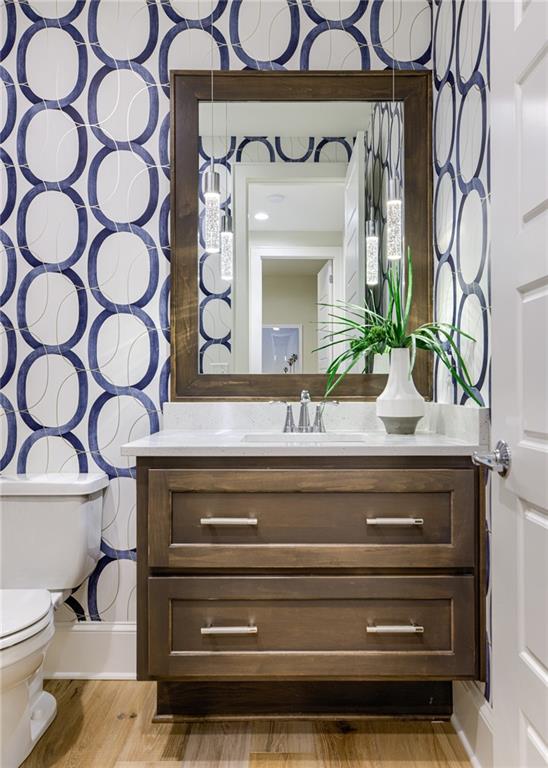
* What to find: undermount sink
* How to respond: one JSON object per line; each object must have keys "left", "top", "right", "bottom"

{"left": 242, "top": 431, "right": 369, "bottom": 443}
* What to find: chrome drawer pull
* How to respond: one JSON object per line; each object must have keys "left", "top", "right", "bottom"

{"left": 200, "top": 517, "right": 258, "bottom": 526}
{"left": 367, "top": 624, "right": 424, "bottom": 634}
{"left": 201, "top": 625, "right": 258, "bottom": 635}
{"left": 366, "top": 517, "right": 424, "bottom": 526}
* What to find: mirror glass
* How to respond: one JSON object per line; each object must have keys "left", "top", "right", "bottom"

{"left": 198, "top": 101, "right": 404, "bottom": 375}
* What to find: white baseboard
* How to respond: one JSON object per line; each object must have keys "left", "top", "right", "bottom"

{"left": 43, "top": 621, "right": 136, "bottom": 680}
{"left": 451, "top": 682, "right": 494, "bottom": 768}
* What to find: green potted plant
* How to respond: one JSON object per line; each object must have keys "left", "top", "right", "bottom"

{"left": 314, "top": 248, "right": 481, "bottom": 434}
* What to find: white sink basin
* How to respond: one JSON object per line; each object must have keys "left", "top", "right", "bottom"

{"left": 242, "top": 431, "right": 368, "bottom": 443}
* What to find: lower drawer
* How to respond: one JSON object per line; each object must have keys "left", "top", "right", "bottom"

{"left": 148, "top": 575, "right": 477, "bottom": 680}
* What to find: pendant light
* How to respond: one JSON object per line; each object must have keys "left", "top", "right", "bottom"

{"left": 220, "top": 102, "right": 233, "bottom": 280}
{"left": 204, "top": 41, "right": 220, "bottom": 254}
{"left": 386, "top": 178, "right": 402, "bottom": 261}
{"left": 386, "top": 0, "right": 402, "bottom": 262}
{"left": 220, "top": 212, "right": 233, "bottom": 281}
{"left": 204, "top": 166, "right": 221, "bottom": 254}
{"left": 366, "top": 207, "right": 379, "bottom": 285}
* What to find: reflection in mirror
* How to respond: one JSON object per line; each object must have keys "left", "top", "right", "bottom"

{"left": 198, "top": 101, "right": 404, "bottom": 375}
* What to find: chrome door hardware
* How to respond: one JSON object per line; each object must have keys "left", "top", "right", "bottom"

{"left": 201, "top": 625, "right": 258, "bottom": 635}
{"left": 366, "top": 517, "right": 424, "bottom": 526}
{"left": 366, "top": 624, "right": 424, "bottom": 634}
{"left": 472, "top": 440, "right": 511, "bottom": 476}
{"left": 200, "top": 517, "right": 258, "bottom": 526}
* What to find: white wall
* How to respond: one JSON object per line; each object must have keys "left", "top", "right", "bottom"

{"left": 262, "top": 273, "right": 319, "bottom": 374}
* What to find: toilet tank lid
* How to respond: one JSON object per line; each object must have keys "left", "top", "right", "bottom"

{"left": 0, "top": 472, "right": 109, "bottom": 496}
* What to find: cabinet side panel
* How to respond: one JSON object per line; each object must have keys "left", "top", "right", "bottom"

{"left": 137, "top": 460, "right": 151, "bottom": 679}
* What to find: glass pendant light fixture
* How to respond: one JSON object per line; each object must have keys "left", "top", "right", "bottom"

{"left": 219, "top": 102, "right": 233, "bottom": 280}
{"left": 204, "top": 164, "right": 221, "bottom": 254}
{"left": 220, "top": 211, "right": 233, "bottom": 281}
{"left": 366, "top": 208, "right": 379, "bottom": 285}
{"left": 204, "top": 40, "right": 220, "bottom": 254}
{"left": 386, "top": 178, "right": 402, "bottom": 261}
{"left": 386, "top": 0, "right": 402, "bottom": 262}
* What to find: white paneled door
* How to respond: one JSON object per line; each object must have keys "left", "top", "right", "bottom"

{"left": 491, "top": 2, "right": 548, "bottom": 767}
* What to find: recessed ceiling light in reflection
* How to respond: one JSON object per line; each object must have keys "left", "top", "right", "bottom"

{"left": 267, "top": 194, "right": 285, "bottom": 204}
{"left": 254, "top": 211, "right": 269, "bottom": 221}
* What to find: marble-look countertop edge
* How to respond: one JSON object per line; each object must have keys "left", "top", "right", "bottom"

{"left": 121, "top": 430, "right": 480, "bottom": 457}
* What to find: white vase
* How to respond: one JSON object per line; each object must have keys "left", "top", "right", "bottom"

{"left": 376, "top": 347, "right": 426, "bottom": 435}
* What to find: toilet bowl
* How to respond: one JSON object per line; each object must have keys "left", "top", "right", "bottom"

{"left": 0, "top": 473, "right": 108, "bottom": 767}
{"left": 0, "top": 590, "right": 56, "bottom": 768}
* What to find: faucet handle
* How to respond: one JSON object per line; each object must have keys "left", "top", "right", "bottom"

{"left": 300, "top": 390, "right": 311, "bottom": 403}
{"left": 312, "top": 400, "right": 339, "bottom": 433}
{"left": 269, "top": 401, "right": 296, "bottom": 433}
{"left": 312, "top": 404, "right": 325, "bottom": 433}
{"left": 283, "top": 404, "right": 296, "bottom": 433}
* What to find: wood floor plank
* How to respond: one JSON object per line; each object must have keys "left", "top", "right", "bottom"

{"left": 115, "top": 764, "right": 183, "bottom": 768}
{"left": 20, "top": 681, "right": 471, "bottom": 768}
{"left": 429, "top": 722, "right": 472, "bottom": 767}
{"left": 248, "top": 720, "right": 317, "bottom": 755}
{"left": 314, "top": 720, "right": 471, "bottom": 768}
{"left": 74, "top": 680, "right": 146, "bottom": 768}
{"left": 23, "top": 680, "right": 150, "bottom": 768}
{"left": 116, "top": 683, "right": 189, "bottom": 763}
{"left": 181, "top": 721, "right": 253, "bottom": 768}
{"left": 249, "top": 754, "right": 317, "bottom": 768}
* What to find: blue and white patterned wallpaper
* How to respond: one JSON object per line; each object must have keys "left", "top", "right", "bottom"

{"left": 432, "top": 0, "right": 490, "bottom": 409}
{"left": 432, "top": 0, "right": 491, "bottom": 703}
{"left": 1, "top": 1, "right": 490, "bottom": 629}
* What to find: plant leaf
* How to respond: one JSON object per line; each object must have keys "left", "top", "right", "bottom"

{"left": 409, "top": 333, "right": 417, "bottom": 374}
{"left": 403, "top": 246, "right": 413, "bottom": 333}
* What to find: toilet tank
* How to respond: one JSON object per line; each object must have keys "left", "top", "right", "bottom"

{"left": 0, "top": 473, "right": 109, "bottom": 590}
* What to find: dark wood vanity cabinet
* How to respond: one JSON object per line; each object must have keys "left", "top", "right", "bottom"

{"left": 137, "top": 456, "right": 485, "bottom": 720}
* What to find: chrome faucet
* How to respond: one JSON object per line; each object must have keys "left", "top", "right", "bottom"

{"left": 270, "top": 393, "right": 338, "bottom": 433}
{"left": 297, "top": 390, "right": 312, "bottom": 432}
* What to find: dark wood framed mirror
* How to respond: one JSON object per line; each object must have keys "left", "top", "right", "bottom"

{"left": 170, "top": 70, "right": 432, "bottom": 400}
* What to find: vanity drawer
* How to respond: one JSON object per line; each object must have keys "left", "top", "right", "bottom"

{"left": 147, "top": 575, "right": 477, "bottom": 679}
{"left": 147, "top": 468, "right": 476, "bottom": 569}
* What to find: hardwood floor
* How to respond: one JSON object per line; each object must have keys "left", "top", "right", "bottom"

{"left": 21, "top": 680, "right": 471, "bottom": 768}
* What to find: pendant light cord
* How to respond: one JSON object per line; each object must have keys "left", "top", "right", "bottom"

{"left": 210, "top": 29, "right": 214, "bottom": 171}
{"left": 392, "top": 1, "right": 404, "bottom": 292}
{"left": 392, "top": 0, "right": 395, "bottom": 105}
{"left": 225, "top": 101, "right": 228, "bottom": 214}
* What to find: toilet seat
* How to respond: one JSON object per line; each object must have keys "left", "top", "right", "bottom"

{"left": 0, "top": 590, "right": 52, "bottom": 650}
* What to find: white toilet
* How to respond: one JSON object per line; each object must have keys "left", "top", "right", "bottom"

{"left": 0, "top": 472, "right": 108, "bottom": 768}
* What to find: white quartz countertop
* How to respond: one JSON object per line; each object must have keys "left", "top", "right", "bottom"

{"left": 121, "top": 429, "right": 480, "bottom": 457}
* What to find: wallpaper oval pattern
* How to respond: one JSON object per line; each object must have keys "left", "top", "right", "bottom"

{"left": 0, "top": 0, "right": 488, "bottom": 641}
